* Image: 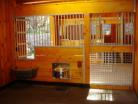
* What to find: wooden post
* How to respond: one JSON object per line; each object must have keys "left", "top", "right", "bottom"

{"left": 84, "top": 14, "right": 91, "bottom": 84}
{"left": 50, "top": 16, "right": 56, "bottom": 46}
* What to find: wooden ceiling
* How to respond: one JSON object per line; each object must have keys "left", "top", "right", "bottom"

{"left": 16, "top": 0, "right": 88, "bottom": 4}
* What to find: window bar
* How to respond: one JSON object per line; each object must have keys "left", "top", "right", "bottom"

{"left": 118, "top": 15, "right": 120, "bottom": 45}
{"left": 40, "top": 16, "right": 43, "bottom": 46}
{"left": 131, "top": 12, "right": 134, "bottom": 45}
{"left": 101, "top": 15, "right": 104, "bottom": 45}
{"left": 68, "top": 14, "right": 71, "bottom": 45}
{"left": 41, "top": 16, "right": 43, "bottom": 46}
{"left": 78, "top": 14, "right": 80, "bottom": 44}
{"left": 66, "top": 15, "right": 68, "bottom": 46}
{"left": 25, "top": 17, "right": 31, "bottom": 58}
{"left": 22, "top": 18, "right": 25, "bottom": 57}
{"left": 44, "top": 16, "right": 47, "bottom": 46}
{"left": 16, "top": 19, "right": 19, "bottom": 58}
{"left": 72, "top": 14, "right": 74, "bottom": 43}
{"left": 25, "top": 19, "right": 28, "bottom": 57}
{"left": 121, "top": 13, "right": 124, "bottom": 45}
{"left": 21, "top": 19, "right": 23, "bottom": 58}
{"left": 62, "top": 15, "right": 64, "bottom": 41}
{"left": 130, "top": 13, "right": 132, "bottom": 45}
{"left": 116, "top": 16, "right": 118, "bottom": 45}
{"left": 14, "top": 19, "right": 17, "bottom": 58}
{"left": 34, "top": 17, "right": 36, "bottom": 46}
{"left": 58, "top": 15, "right": 60, "bottom": 46}
{"left": 45, "top": 16, "right": 47, "bottom": 46}
{"left": 75, "top": 14, "right": 77, "bottom": 42}
{"left": 17, "top": 20, "right": 19, "bottom": 58}
{"left": 124, "top": 13, "right": 126, "bottom": 45}
{"left": 95, "top": 14, "right": 97, "bottom": 42}
{"left": 54, "top": 16, "right": 56, "bottom": 46}
{"left": 37, "top": 17, "right": 39, "bottom": 46}
{"left": 99, "top": 15, "right": 102, "bottom": 46}
{"left": 127, "top": 12, "right": 130, "bottom": 45}
{"left": 18, "top": 19, "right": 21, "bottom": 58}
{"left": 80, "top": 14, "right": 82, "bottom": 44}
{"left": 46, "top": 16, "right": 48, "bottom": 46}
{"left": 57, "top": 15, "right": 60, "bottom": 46}
{"left": 40, "top": 16, "right": 42, "bottom": 46}
{"left": 91, "top": 14, "right": 93, "bottom": 45}
{"left": 60, "top": 15, "right": 62, "bottom": 45}
{"left": 80, "top": 14, "right": 82, "bottom": 46}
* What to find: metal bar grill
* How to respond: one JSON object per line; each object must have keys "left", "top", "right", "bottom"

{"left": 90, "top": 12, "right": 134, "bottom": 46}
{"left": 15, "top": 14, "right": 84, "bottom": 59}
{"left": 15, "top": 16, "right": 50, "bottom": 59}
{"left": 90, "top": 52, "right": 133, "bottom": 86}
{"left": 55, "top": 14, "right": 84, "bottom": 47}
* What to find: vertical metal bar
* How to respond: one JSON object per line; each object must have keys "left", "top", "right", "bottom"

{"left": 57, "top": 15, "right": 59, "bottom": 46}
{"left": 21, "top": 19, "right": 23, "bottom": 57}
{"left": 60, "top": 15, "right": 62, "bottom": 42}
{"left": 66, "top": 14, "right": 68, "bottom": 46}
{"left": 124, "top": 13, "right": 127, "bottom": 45}
{"left": 46, "top": 16, "right": 48, "bottom": 46}
{"left": 26, "top": 19, "right": 28, "bottom": 58}
{"left": 131, "top": 12, "right": 134, "bottom": 45}
{"left": 121, "top": 13, "right": 124, "bottom": 45}
{"left": 68, "top": 14, "right": 72, "bottom": 46}
{"left": 132, "top": 12, "right": 134, "bottom": 45}
{"left": 41, "top": 16, "right": 43, "bottom": 46}
{"left": 118, "top": 14, "right": 120, "bottom": 45}
{"left": 78, "top": 14, "right": 83, "bottom": 46}
{"left": 54, "top": 15, "right": 56, "bottom": 46}
{"left": 99, "top": 14, "right": 101, "bottom": 46}
{"left": 116, "top": 15, "right": 118, "bottom": 45}
{"left": 47, "top": 16, "right": 49, "bottom": 46}
{"left": 126, "top": 12, "right": 131, "bottom": 45}
{"left": 75, "top": 14, "right": 77, "bottom": 42}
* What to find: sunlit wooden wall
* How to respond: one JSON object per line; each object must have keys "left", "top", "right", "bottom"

{"left": 14, "top": 0, "right": 135, "bottom": 88}
{"left": 0, "top": 0, "right": 15, "bottom": 86}
{"left": 16, "top": 0, "right": 134, "bottom": 16}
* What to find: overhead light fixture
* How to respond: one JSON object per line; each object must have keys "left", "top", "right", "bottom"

{"left": 23, "top": 0, "right": 50, "bottom": 4}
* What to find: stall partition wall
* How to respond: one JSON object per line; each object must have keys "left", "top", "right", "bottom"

{"left": 15, "top": 0, "right": 135, "bottom": 89}
{"left": 14, "top": 12, "right": 134, "bottom": 89}
{"left": 15, "top": 14, "right": 85, "bottom": 84}
{"left": 90, "top": 13, "right": 134, "bottom": 89}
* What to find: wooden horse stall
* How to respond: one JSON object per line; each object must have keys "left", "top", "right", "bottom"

{"left": 89, "top": 12, "right": 134, "bottom": 90}
{"left": 14, "top": 0, "right": 136, "bottom": 90}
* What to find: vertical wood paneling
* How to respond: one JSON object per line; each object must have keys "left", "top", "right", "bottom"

{"left": 0, "top": 0, "right": 15, "bottom": 86}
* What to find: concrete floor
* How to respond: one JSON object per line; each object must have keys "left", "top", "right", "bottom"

{"left": 0, "top": 82, "right": 138, "bottom": 104}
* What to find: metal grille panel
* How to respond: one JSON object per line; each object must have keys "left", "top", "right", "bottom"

{"left": 90, "top": 52, "right": 133, "bottom": 86}
{"left": 90, "top": 13, "right": 134, "bottom": 46}
{"left": 15, "top": 14, "right": 84, "bottom": 59}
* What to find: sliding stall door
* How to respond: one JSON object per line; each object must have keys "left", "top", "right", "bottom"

{"left": 89, "top": 13, "right": 134, "bottom": 88}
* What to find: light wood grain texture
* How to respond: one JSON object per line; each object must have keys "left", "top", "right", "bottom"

{"left": 15, "top": 0, "right": 134, "bottom": 16}
{"left": 16, "top": 47, "right": 84, "bottom": 83}
{"left": 0, "top": 0, "right": 15, "bottom": 86}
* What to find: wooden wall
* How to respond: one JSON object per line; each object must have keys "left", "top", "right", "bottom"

{"left": 15, "top": 0, "right": 134, "bottom": 16}
{"left": 16, "top": 47, "right": 84, "bottom": 83}
{"left": 135, "top": 0, "right": 138, "bottom": 95}
{"left": 0, "top": 0, "right": 15, "bottom": 86}
{"left": 14, "top": 0, "right": 135, "bottom": 85}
